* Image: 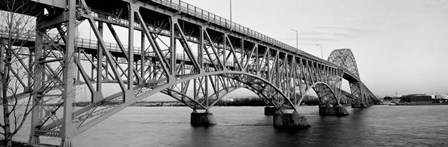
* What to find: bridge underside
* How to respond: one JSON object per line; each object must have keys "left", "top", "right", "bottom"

{"left": 0, "top": 0, "right": 377, "bottom": 146}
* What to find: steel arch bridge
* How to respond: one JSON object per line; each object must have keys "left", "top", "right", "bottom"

{"left": 0, "top": 0, "right": 377, "bottom": 146}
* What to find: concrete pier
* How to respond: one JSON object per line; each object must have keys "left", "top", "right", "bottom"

{"left": 335, "top": 105, "right": 349, "bottom": 116}
{"left": 352, "top": 102, "right": 369, "bottom": 108}
{"left": 273, "top": 110, "right": 311, "bottom": 129}
{"left": 361, "top": 102, "right": 370, "bottom": 108}
{"left": 351, "top": 103, "right": 361, "bottom": 108}
{"left": 319, "top": 104, "right": 349, "bottom": 116}
{"left": 319, "top": 104, "right": 336, "bottom": 116}
{"left": 264, "top": 106, "right": 277, "bottom": 115}
{"left": 190, "top": 111, "right": 217, "bottom": 126}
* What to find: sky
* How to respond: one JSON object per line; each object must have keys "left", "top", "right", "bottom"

{"left": 179, "top": 0, "right": 448, "bottom": 97}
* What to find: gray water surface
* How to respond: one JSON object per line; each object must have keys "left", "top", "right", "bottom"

{"left": 12, "top": 105, "right": 448, "bottom": 146}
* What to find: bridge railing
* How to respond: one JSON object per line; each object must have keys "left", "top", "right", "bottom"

{"left": 75, "top": 37, "right": 142, "bottom": 54}
{"left": 152, "top": 0, "right": 298, "bottom": 54}
{"left": 0, "top": 25, "right": 36, "bottom": 42}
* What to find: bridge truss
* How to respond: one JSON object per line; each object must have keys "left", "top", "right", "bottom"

{"left": 0, "top": 0, "right": 377, "bottom": 146}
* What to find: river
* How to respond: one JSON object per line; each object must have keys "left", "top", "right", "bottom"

{"left": 10, "top": 105, "right": 448, "bottom": 146}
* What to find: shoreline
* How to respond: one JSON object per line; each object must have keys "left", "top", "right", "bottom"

{"left": 394, "top": 103, "right": 448, "bottom": 106}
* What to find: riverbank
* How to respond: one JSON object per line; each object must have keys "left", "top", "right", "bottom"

{"left": 395, "top": 103, "right": 448, "bottom": 106}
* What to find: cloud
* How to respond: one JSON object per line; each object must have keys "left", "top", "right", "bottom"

{"left": 296, "top": 25, "right": 382, "bottom": 44}
{"left": 299, "top": 37, "right": 340, "bottom": 43}
{"left": 313, "top": 26, "right": 374, "bottom": 35}
{"left": 275, "top": 37, "right": 340, "bottom": 45}
{"left": 300, "top": 32, "right": 355, "bottom": 39}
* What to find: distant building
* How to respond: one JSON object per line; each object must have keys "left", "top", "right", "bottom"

{"left": 434, "top": 94, "right": 448, "bottom": 103}
{"left": 383, "top": 96, "right": 393, "bottom": 101}
{"left": 400, "top": 94, "right": 433, "bottom": 104}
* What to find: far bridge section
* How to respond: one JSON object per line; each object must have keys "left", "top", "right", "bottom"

{"left": 0, "top": 0, "right": 377, "bottom": 146}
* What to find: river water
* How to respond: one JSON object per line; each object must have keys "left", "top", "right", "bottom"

{"left": 11, "top": 105, "right": 448, "bottom": 146}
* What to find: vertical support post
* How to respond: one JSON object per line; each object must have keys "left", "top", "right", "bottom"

{"left": 328, "top": 67, "right": 332, "bottom": 86}
{"left": 322, "top": 64, "right": 329, "bottom": 84}
{"left": 266, "top": 48, "right": 270, "bottom": 80}
{"left": 223, "top": 34, "right": 226, "bottom": 69}
{"left": 301, "top": 58, "right": 306, "bottom": 88}
{"left": 124, "top": 4, "right": 136, "bottom": 103}
{"left": 255, "top": 46, "right": 259, "bottom": 74}
{"left": 324, "top": 66, "right": 328, "bottom": 84}
{"left": 198, "top": 26, "right": 203, "bottom": 72}
{"left": 140, "top": 30, "right": 145, "bottom": 84}
{"left": 0, "top": 41, "right": 3, "bottom": 136}
{"left": 61, "top": 0, "right": 77, "bottom": 145}
{"left": 152, "top": 60, "right": 156, "bottom": 80}
{"left": 0, "top": 36, "right": 4, "bottom": 144}
{"left": 306, "top": 59, "right": 312, "bottom": 88}
{"left": 317, "top": 63, "right": 322, "bottom": 81}
{"left": 96, "top": 22, "right": 103, "bottom": 95}
{"left": 28, "top": 45, "right": 33, "bottom": 92}
{"left": 285, "top": 54, "right": 289, "bottom": 97}
{"left": 214, "top": 75, "right": 219, "bottom": 106}
{"left": 312, "top": 62, "right": 318, "bottom": 83}
{"left": 128, "top": 5, "right": 135, "bottom": 91}
{"left": 170, "top": 17, "right": 176, "bottom": 78}
{"left": 324, "top": 66, "right": 328, "bottom": 83}
{"left": 205, "top": 76, "right": 208, "bottom": 107}
{"left": 91, "top": 53, "right": 94, "bottom": 82}
{"left": 292, "top": 57, "right": 296, "bottom": 105}
{"left": 29, "top": 27, "right": 44, "bottom": 145}
{"left": 240, "top": 40, "right": 244, "bottom": 68}
{"left": 312, "top": 62, "right": 317, "bottom": 83}
{"left": 0, "top": 40, "right": 3, "bottom": 87}
{"left": 297, "top": 57, "right": 304, "bottom": 103}
{"left": 275, "top": 52, "right": 280, "bottom": 87}
{"left": 193, "top": 78, "right": 197, "bottom": 110}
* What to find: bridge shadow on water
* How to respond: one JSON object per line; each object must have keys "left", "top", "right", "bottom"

{"left": 268, "top": 107, "right": 375, "bottom": 146}
{"left": 180, "top": 107, "right": 376, "bottom": 147}
{"left": 305, "top": 107, "right": 374, "bottom": 146}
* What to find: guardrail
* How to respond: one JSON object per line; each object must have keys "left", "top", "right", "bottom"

{"left": 152, "top": 0, "right": 297, "bottom": 53}
{"left": 0, "top": 26, "right": 141, "bottom": 54}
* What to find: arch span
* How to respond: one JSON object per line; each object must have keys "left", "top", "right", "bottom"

{"left": 201, "top": 84, "right": 287, "bottom": 109}
{"left": 328, "top": 48, "right": 360, "bottom": 79}
{"left": 299, "top": 82, "right": 340, "bottom": 107}
{"left": 202, "top": 85, "right": 276, "bottom": 107}
{"left": 66, "top": 71, "right": 296, "bottom": 134}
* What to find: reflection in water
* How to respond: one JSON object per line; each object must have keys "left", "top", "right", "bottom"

{"left": 8, "top": 106, "right": 448, "bottom": 146}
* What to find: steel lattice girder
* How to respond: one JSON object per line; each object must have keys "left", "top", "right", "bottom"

{"left": 0, "top": 0, "right": 376, "bottom": 146}
{"left": 328, "top": 48, "right": 377, "bottom": 104}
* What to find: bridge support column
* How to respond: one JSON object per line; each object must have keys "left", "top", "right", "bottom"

{"left": 264, "top": 106, "right": 277, "bottom": 115}
{"left": 190, "top": 110, "right": 217, "bottom": 126}
{"left": 319, "top": 104, "right": 335, "bottom": 116}
{"left": 60, "top": 138, "right": 72, "bottom": 147}
{"left": 335, "top": 106, "right": 350, "bottom": 116}
{"left": 351, "top": 102, "right": 369, "bottom": 108}
{"left": 273, "top": 110, "right": 310, "bottom": 129}
{"left": 319, "top": 104, "right": 350, "bottom": 116}
{"left": 361, "top": 102, "right": 370, "bottom": 108}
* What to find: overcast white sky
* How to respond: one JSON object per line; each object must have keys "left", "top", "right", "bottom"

{"left": 180, "top": 0, "right": 448, "bottom": 97}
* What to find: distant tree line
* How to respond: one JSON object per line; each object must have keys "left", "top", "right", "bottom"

{"left": 215, "top": 95, "right": 323, "bottom": 106}
{"left": 300, "top": 95, "right": 320, "bottom": 105}
{"left": 216, "top": 97, "right": 266, "bottom": 106}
